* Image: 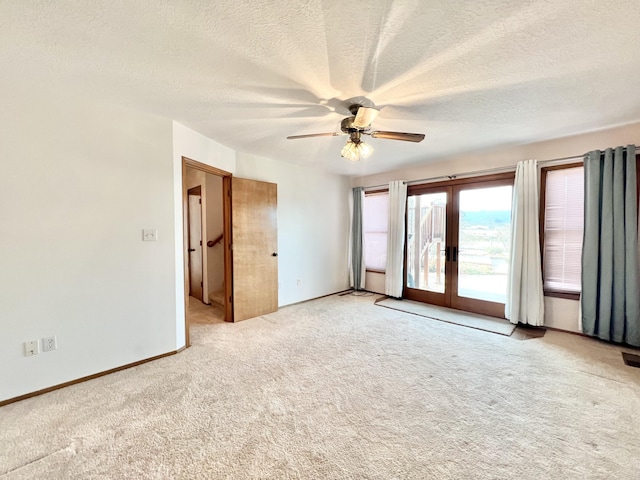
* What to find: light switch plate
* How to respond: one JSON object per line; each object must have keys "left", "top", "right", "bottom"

{"left": 142, "top": 229, "right": 158, "bottom": 241}
{"left": 24, "top": 340, "right": 39, "bottom": 356}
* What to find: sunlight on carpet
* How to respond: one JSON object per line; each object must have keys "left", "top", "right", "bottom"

{"left": 375, "top": 297, "right": 516, "bottom": 336}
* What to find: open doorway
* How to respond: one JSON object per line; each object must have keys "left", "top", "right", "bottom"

{"left": 182, "top": 157, "right": 233, "bottom": 346}
{"left": 182, "top": 157, "right": 279, "bottom": 346}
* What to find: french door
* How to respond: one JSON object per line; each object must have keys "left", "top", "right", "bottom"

{"left": 403, "top": 174, "right": 514, "bottom": 318}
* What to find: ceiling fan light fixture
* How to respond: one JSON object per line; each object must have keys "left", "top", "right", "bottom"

{"left": 358, "top": 141, "right": 373, "bottom": 158}
{"left": 341, "top": 140, "right": 359, "bottom": 162}
{"left": 340, "top": 140, "right": 373, "bottom": 162}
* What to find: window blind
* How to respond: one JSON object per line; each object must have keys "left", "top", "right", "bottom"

{"left": 543, "top": 166, "right": 584, "bottom": 292}
{"left": 363, "top": 192, "right": 389, "bottom": 271}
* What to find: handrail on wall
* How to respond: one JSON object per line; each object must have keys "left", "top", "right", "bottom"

{"left": 207, "top": 234, "right": 224, "bottom": 248}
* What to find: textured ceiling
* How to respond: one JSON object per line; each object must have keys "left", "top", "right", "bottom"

{"left": 2, "top": 1, "right": 640, "bottom": 176}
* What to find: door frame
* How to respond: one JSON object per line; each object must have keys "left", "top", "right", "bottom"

{"left": 403, "top": 172, "right": 515, "bottom": 318}
{"left": 403, "top": 184, "right": 452, "bottom": 308}
{"left": 182, "top": 157, "right": 233, "bottom": 347}
{"left": 187, "top": 185, "right": 204, "bottom": 301}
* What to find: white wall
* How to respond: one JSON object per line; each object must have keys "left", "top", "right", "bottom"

{"left": 174, "top": 126, "right": 351, "bottom": 312}
{"left": 354, "top": 122, "right": 640, "bottom": 188}
{"left": 172, "top": 122, "right": 236, "bottom": 345}
{"left": 0, "top": 88, "right": 176, "bottom": 402}
{"left": 185, "top": 168, "right": 206, "bottom": 189}
{"left": 236, "top": 152, "right": 351, "bottom": 306}
{"left": 365, "top": 271, "right": 386, "bottom": 295}
{"left": 353, "top": 122, "right": 640, "bottom": 332}
{"left": 2, "top": 112, "right": 348, "bottom": 402}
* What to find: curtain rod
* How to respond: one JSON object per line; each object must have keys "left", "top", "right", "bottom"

{"left": 362, "top": 145, "right": 637, "bottom": 190}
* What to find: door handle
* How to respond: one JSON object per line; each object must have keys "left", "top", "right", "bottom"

{"left": 452, "top": 246, "right": 458, "bottom": 262}
{"left": 188, "top": 248, "right": 196, "bottom": 252}
{"left": 272, "top": 252, "right": 278, "bottom": 257}
{"left": 443, "top": 246, "right": 450, "bottom": 261}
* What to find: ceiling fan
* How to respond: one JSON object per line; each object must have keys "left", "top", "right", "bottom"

{"left": 286, "top": 104, "right": 425, "bottom": 162}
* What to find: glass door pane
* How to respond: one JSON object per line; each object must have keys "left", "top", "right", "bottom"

{"left": 406, "top": 192, "right": 447, "bottom": 293}
{"left": 456, "top": 185, "right": 512, "bottom": 303}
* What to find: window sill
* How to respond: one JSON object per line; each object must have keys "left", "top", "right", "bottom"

{"left": 543, "top": 290, "right": 580, "bottom": 301}
{"left": 365, "top": 269, "right": 386, "bottom": 274}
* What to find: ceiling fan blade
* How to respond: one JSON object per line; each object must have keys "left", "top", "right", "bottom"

{"left": 370, "top": 131, "right": 425, "bottom": 142}
{"left": 286, "top": 132, "right": 344, "bottom": 139}
{"left": 352, "top": 107, "right": 379, "bottom": 129}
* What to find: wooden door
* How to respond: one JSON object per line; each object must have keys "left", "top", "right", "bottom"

{"left": 188, "top": 187, "right": 203, "bottom": 302}
{"left": 231, "top": 177, "right": 278, "bottom": 321}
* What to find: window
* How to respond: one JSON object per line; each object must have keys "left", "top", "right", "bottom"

{"left": 540, "top": 164, "right": 584, "bottom": 296}
{"left": 363, "top": 191, "right": 388, "bottom": 272}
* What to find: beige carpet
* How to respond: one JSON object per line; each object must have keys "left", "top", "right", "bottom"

{"left": 2, "top": 294, "right": 640, "bottom": 479}
{"left": 376, "top": 297, "right": 516, "bottom": 336}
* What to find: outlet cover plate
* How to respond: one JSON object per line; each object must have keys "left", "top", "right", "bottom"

{"left": 42, "top": 335, "right": 57, "bottom": 352}
{"left": 142, "top": 228, "right": 158, "bottom": 241}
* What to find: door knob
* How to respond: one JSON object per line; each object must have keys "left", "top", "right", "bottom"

{"left": 188, "top": 248, "right": 196, "bottom": 252}
{"left": 272, "top": 252, "right": 278, "bottom": 257}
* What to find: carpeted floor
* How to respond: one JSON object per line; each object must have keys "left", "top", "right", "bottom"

{"left": 1, "top": 294, "right": 640, "bottom": 479}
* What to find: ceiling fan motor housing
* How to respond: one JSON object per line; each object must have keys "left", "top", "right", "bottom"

{"left": 341, "top": 116, "right": 356, "bottom": 132}
{"left": 341, "top": 116, "right": 364, "bottom": 143}
{"left": 286, "top": 102, "right": 424, "bottom": 145}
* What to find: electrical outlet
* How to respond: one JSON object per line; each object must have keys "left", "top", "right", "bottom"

{"left": 42, "top": 335, "right": 57, "bottom": 352}
{"left": 24, "top": 340, "right": 39, "bottom": 356}
{"left": 142, "top": 228, "right": 158, "bottom": 241}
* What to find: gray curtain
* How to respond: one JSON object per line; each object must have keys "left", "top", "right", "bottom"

{"left": 351, "top": 187, "right": 365, "bottom": 291}
{"left": 582, "top": 145, "right": 640, "bottom": 346}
